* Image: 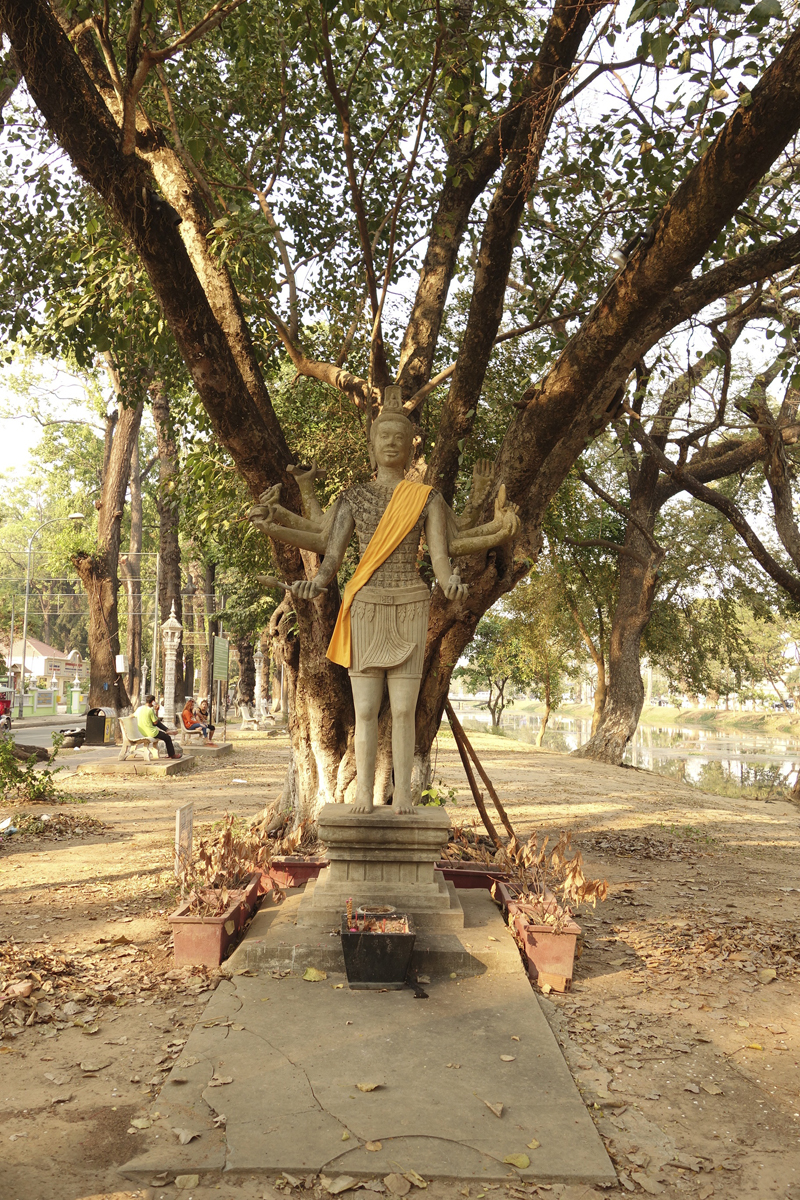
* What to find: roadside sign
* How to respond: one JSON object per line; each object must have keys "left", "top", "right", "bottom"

{"left": 212, "top": 636, "right": 229, "bottom": 678}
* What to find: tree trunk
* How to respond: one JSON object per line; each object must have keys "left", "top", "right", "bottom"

{"left": 592, "top": 659, "right": 607, "bottom": 737}
{"left": 152, "top": 384, "right": 184, "bottom": 709}
{"left": 574, "top": 528, "right": 664, "bottom": 764}
{"left": 119, "top": 432, "right": 143, "bottom": 703}
{"left": 236, "top": 639, "right": 255, "bottom": 706}
{"left": 72, "top": 390, "right": 143, "bottom": 714}
{"left": 536, "top": 669, "right": 551, "bottom": 747}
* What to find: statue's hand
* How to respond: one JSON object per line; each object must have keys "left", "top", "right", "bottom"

{"left": 471, "top": 459, "right": 495, "bottom": 506}
{"left": 291, "top": 578, "right": 328, "bottom": 600}
{"left": 443, "top": 567, "right": 468, "bottom": 602}
{"left": 494, "top": 484, "right": 521, "bottom": 538}
{"left": 248, "top": 484, "right": 282, "bottom": 525}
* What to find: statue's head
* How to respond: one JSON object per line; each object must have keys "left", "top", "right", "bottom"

{"left": 369, "top": 385, "right": 414, "bottom": 470}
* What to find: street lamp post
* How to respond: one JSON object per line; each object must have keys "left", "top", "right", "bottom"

{"left": 18, "top": 513, "right": 84, "bottom": 719}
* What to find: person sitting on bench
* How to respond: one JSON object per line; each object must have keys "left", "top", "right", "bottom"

{"left": 136, "top": 694, "right": 180, "bottom": 759}
{"left": 181, "top": 699, "right": 215, "bottom": 743}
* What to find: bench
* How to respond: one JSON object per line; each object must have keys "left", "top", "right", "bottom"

{"left": 118, "top": 715, "right": 159, "bottom": 762}
{"left": 239, "top": 703, "right": 259, "bottom": 731}
{"left": 180, "top": 722, "right": 206, "bottom": 748}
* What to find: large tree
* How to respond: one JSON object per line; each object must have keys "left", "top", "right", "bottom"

{"left": 2, "top": 0, "right": 800, "bottom": 810}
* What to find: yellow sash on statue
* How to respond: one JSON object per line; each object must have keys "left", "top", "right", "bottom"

{"left": 326, "top": 480, "right": 432, "bottom": 669}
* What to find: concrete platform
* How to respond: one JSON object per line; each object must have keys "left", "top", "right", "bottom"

{"left": 74, "top": 753, "right": 197, "bottom": 776}
{"left": 180, "top": 740, "right": 233, "bottom": 758}
{"left": 119, "top": 966, "right": 615, "bottom": 1186}
{"left": 230, "top": 889, "right": 521, "bottom": 977}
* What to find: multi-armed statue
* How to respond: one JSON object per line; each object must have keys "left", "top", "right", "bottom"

{"left": 248, "top": 386, "right": 519, "bottom": 814}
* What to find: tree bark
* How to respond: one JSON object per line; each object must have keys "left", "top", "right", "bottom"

{"left": 152, "top": 384, "right": 184, "bottom": 709}
{"left": 235, "top": 638, "right": 255, "bottom": 706}
{"left": 72, "top": 393, "right": 143, "bottom": 714}
{"left": 119, "top": 431, "right": 143, "bottom": 703}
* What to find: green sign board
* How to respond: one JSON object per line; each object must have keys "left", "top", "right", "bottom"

{"left": 212, "top": 636, "right": 230, "bottom": 679}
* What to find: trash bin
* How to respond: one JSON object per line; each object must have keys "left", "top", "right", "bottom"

{"left": 85, "top": 707, "right": 115, "bottom": 746}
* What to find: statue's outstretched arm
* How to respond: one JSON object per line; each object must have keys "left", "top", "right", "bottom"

{"left": 448, "top": 484, "right": 520, "bottom": 558}
{"left": 288, "top": 461, "right": 326, "bottom": 523}
{"left": 291, "top": 498, "right": 355, "bottom": 599}
{"left": 425, "top": 494, "right": 468, "bottom": 600}
{"left": 247, "top": 480, "right": 334, "bottom": 556}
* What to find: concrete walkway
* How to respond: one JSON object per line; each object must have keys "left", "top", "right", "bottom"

{"left": 120, "top": 895, "right": 615, "bottom": 1188}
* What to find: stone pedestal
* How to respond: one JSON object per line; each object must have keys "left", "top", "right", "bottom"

{"left": 296, "top": 804, "right": 463, "bottom": 932}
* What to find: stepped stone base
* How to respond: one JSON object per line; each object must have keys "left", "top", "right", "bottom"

{"left": 296, "top": 803, "right": 462, "bottom": 933}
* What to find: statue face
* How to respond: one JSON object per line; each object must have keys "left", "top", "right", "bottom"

{"left": 372, "top": 419, "right": 412, "bottom": 467}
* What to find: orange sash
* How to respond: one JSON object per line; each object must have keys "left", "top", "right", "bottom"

{"left": 326, "top": 480, "right": 432, "bottom": 668}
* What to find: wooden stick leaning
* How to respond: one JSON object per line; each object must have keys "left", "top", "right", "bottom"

{"left": 444, "top": 701, "right": 504, "bottom": 852}
{"left": 444, "top": 700, "right": 517, "bottom": 841}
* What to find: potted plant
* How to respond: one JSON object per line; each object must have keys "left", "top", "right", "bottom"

{"left": 168, "top": 815, "right": 266, "bottom": 967}
{"left": 435, "top": 821, "right": 511, "bottom": 890}
{"left": 340, "top": 902, "right": 416, "bottom": 990}
{"left": 492, "top": 831, "right": 607, "bottom": 992}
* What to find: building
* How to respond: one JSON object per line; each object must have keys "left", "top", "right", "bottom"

{"left": 5, "top": 637, "right": 89, "bottom": 704}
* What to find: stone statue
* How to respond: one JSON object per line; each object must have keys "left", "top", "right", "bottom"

{"left": 249, "top": 387, "right": 519, "bottom": 814}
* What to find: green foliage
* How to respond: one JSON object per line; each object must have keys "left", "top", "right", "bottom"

{"left": 0, "top": 737, "right": 63, "bottom": 805}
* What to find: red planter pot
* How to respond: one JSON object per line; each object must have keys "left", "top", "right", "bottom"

{"left": 168, "top": 874, "right": 260, "bottom": 968}
{"left": 267, "top": 856, "right": 328, "bottom": 888}
{"left": 435, "top": 861, "right": 510, "bottom": 890}
{"left": 512, "top": 910, "right": 581, "bottom": 993}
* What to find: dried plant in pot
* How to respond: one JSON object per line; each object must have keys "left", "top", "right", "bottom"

{"left": 492, "top": 831, "right": 608, "bottom": 992}
{"left": 260, "top": 808, "right": 328, "bottom": 888}
{"left": 169, "top": 814, "right": 267, "bottom": 967}
{"left": 435, "top": 821, "right": 511, "bottom": 890}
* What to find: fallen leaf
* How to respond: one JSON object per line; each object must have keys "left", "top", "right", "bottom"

{"left": 150, "top": 1174, "right": 170, "bottom": 1187}
{"left": 365, "top": 1141, "right": 382, "bottom": 1152}
{"left": 700, "top": 1082, "right": 723, "bottom": 1095}
{"left": 303, "top": 967, "right": 328, "bottom": 982}
{"left": 445, "top": 1063, "right": 461, "bottom": 1069}
{"left": 684, "top": 1083, "right": 700, "bottom": 1094}
{"left": 630, "top": 1173, "right": 664, "bottom": 1196}
{"left": 43, "top": 1073, "right": 70, "bottom": 1086}
{"left": 79, "top": 1060, "right": 111, "bottom": 1073}
{"left": 757, "top": 968, "right": 777, "bottom": 985}
{"left": 212, "top": 1114, "right": 227, "bottom": 1128}
{"left": 326, "top": 1177, "right": 359, "bottom": 1195}
{"left": 747, "top": 1043, "right": 763, "bottom": 1051}
{"left": 482, "top": 1100, "right": 503, "bottom": 1118}
{"left": 384, "top": 1174, "right": 411, "bottom": 1197}
{"left": 331, "top": 984, "right": 345, "bottom": 989}
{"left": 208, "top": 1074, "right": 233, "bottom": 1087}
{"left": 130, "top": 1117, "right": 152, "bottom": 1130}
{"left": 175, "top": 1175, "right": 200, "bottom": 1191}
{"left": 500, "top": 1055, "right": 516, "bottom": 1062}
{"left": 341, "top": 1131, "right": 350, "bottom": 1141}
{"left": 173, "top": 1127, "right": 201, "bottom": 1144}
{"left": 4, "top": 980, "right": 34, "bottom": 999}
{"left": 356, "top": 1082, "right": 381, "bottom": 1092}
{"left": 526, "top": 1138, "right": 540, "bottom": 1150}
{"left": 697, "top": 1185, "right": 714, "bottom": 1199}
{"left": 404, "top": 1170, "right": 427, "bottom": 1188}
{"left": 511, "top": 1036, "right": 520, "bottom": 1041}
{"left": 502, "top": 1154, "right": 530, "bottom": 1170}
{"left": 282, "top": 1174, "right": 302, "bottom": 1187}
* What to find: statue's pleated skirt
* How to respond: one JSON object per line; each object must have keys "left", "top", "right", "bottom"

{"left": 349, "top": 583, "right": 430, "bottom": 677}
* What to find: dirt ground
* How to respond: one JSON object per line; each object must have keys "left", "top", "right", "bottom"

{"left": 0, "top": 727, "right": 798, "bottom": 1200}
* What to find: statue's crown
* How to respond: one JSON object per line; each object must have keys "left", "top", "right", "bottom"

{"left": 372, "top": 385, "right": 412, "bottom": 434}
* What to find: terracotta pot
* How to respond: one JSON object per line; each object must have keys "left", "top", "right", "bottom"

{"left": 168, "top": 873, "right": 260, "bottom": 967}
{"left": 267, "top": 856, "right": 328, "bottom": 888}
{"left": 492, "top": 878, "right": 558, "bottom": 918}
{"left": 512, "top": 910, "right": 581, "bottom": 993}
{"left": 434, "top": 860, "right": 510, "bottom": 890}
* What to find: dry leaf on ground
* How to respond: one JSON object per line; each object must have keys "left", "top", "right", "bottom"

{"left": 365, "top": 1141, "right": 382, "bottom": 1152}
{"left": 482, "top": 1099, "right": 504, "bottom": 1118}
{"left": 174, "top": 1176, "right": 200, "bottom": 1191}
{"left": 502, "top": 1154, "right": 530, "bottom": 1170}
{"left": 303, "top": 967, "right": 327, "bottom": 982}
{"left": 172, "top": 1127, "right": 200, "bottom": 1144}
{"left": 325, "top": 1177, "right": 359, "bottom": 1194}
{"left": 383, "top": 1175, "right": 411, "bottom": 1197}
{"left": 356, "top": 1082, "right": 381, "bottom": 1092}
{"left": 701, "top": 1082, "right": 723, "bottom": 1095}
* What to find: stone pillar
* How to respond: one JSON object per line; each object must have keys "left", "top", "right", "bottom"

{"left": 253, "top": 648, "right": 265, "bottom": 720}
{"left": 140, "top": 659, "right": 148, "bottom": 704}
{"left": 161, "top": 602, "right": 183, "bottom": 726}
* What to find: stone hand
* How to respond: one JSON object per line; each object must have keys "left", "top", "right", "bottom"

{"left": 494, "top": 484, "right": 520, "bottom": 538}
{"left": 290, "top": 578, "right": 328, "bottom": 599}
{"left": 443, "top": 567, "right": 468, "bottom": 601}
{"left": 248, "top": 483, "right": 281, "bottom": 524}
{"left": 471, "top": 459, "right": 495, "bottom": 506}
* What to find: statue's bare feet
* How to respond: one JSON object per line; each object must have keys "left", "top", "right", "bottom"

{"left": 392, "top": 800, "right": 416, "bottom": 814}
{"left": 350, "top": 799, "right": 374, "bottom": 814}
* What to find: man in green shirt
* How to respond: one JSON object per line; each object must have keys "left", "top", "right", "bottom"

{"left": 136, "top": 694, "right": 179, "bottom": 759}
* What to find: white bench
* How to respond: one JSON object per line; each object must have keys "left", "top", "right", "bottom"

{"left": 180, "top": 722, "right": 206, "bottom": 748}
{"left": 239, "top": 703, "right": 259, "bottom": 731}
{"left": 118, "top": 715, "right": 159, "bottom": 762}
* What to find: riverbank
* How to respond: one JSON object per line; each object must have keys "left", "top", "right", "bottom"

{"left": 465, "top": 699, "right": 800, "bottom": 742}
